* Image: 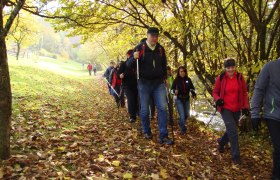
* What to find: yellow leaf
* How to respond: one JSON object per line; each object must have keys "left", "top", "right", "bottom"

{"left": 123, "top": 172, "right": 133, "bottom": 179}
{"left": 112, "top": 160, "right": 120, "bottom": 167}
{"left": 58, "top": 146, "right": 65, "bottom": 151}
{"left": 188, "top": 177, "right": 192, "bottom": 180}
{"left": 0, "top": 168, "right": 4, "bottom": 178}
{"left": 97, "top": 154, "right": 104, "bottom": 162}
{"left": 14, "top": 164, "right": 22, "bottom": 171}
{"left": 151, "top": 173, "right": 160, "bottom": 179}
{"left": 160, "top": 169, "right": 169, "bottom": 179}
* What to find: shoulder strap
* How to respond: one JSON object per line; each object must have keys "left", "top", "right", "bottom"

{"left": 220, "top": 71, "right": 226, "bottom": 82}
{"left": 138, "top": 43, "right": 146, "bottom": 59}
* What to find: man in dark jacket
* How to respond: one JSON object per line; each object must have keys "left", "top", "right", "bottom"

{"left": 103, "top": 61, "right": 115, "bottom": 94}
{"left": 251, "top": 58, "right": 280, "bottom": 180}
{"left": 118, "top": 50, "right": 138, "bottom": 122}
{"left": 127, "top": 27, "right": 173, "bottom": 145}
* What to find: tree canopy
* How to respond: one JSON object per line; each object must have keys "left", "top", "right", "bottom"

{"left": 48, "top": 0, "right": 280, "bottom": 95}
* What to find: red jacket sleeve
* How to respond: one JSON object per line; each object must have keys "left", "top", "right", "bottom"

{"left": 212, "top": 75, "right": 221, "bottom": 101}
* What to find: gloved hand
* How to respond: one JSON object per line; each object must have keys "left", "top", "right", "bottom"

{"left": 242, "top": 108, "right": 250, "bottom": 116}
{"left": 251, "top": 118, "right": 261, "bottom": 131}
{"left": 216, "top": 99, "right": 224, "bottom": 107}
{"left": 192, "top": 92, "right": 197, "bottom": 99}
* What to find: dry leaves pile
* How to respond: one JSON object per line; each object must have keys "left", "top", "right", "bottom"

{"left": 1, "top": 75, "right": 272, "bottom": 179}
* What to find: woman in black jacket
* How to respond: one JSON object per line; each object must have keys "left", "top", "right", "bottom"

{"left": 171, "top": 66, "right": 196, "bottom": 134}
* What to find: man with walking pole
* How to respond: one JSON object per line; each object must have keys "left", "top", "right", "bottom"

{"left": 127, "top": 27, "right": 173, "bottom": 145}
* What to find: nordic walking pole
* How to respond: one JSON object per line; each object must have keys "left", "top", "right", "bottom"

{"left": 206, "top": 107, "right": 217, "bottom": 128}
{"left": 135, "top": 49, "right": 142, "bottom": 134}
{"left": 104, "top": 78, "right": 120, "bottom": 97}
{"left": 165, "top": 85, "right": 175, "bottom": 143}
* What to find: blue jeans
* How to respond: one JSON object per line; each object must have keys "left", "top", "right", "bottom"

{"left": 138, "top": 79, "right": 168, "bottom": 139}
{"left": 175, "top": 98, "right": 190, "bottom": 133}
{"left": 220, "top": 109, "right": 241, "bottom": 160}
{"left": 266, "top": 118, "right": 280, "bottom": 179}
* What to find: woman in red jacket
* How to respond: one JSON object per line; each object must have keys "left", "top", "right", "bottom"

{"left": 212, "top": 58, "right": 249, "bottom": 164}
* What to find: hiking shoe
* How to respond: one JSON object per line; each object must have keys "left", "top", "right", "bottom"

{"left": 144, "top": 133, "right": 152, "bottom": 139}
{"left": 159, "top": 137, "right": 174, "bottom": 145}
{"left": 179, "top": 131, "right": 186, "bottom": 135}
{"left": 217, "top": 139, "right": 225, "bottom": 153}
{"left": 233, "top": 158, "right": 241, "bottom": 165}
{"left": 129, "top": 118, "right": 136, "bottom": 123}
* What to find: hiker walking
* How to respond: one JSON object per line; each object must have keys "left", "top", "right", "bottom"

{"left": 171, "top": 66, "right": 196, "bottom": 135}
{"left": 87, "top": 63, "right": 93, "bottom": 76}
{"left": 104, "top": 61, "right": 115, "bottom": 95}
{"left": 109, "top": 62, "right": 125, "bottom": 108}
{"left": 127, "top": 27, "right": 173, "bottom": 145}
{"left": 251, "top": 58, "right": 280, "bottom": 179}
{"left": 118, "top": 50, "right": 138, "bottom": 123}
{"left": 93, "top": 64, "right": 97, "bottom": 76}
{"left": 166, "top": 66, "right": 174, "bottom": 91}
{"left": 212, "top": 58, "right": 249, "bottom": 164}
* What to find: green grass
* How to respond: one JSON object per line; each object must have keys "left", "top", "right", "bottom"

{"left": 9, "top": 55, "right": 97, "bottom": 146}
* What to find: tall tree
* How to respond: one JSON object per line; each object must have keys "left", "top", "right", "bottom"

{"left": 0, "top": 0, "right": 25, "bottom": 160}
{"left": 0, "top": 0, "right": 79, "bottom": 160}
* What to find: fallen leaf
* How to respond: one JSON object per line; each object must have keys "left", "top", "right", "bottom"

{"left": 160, "top": 169, "right": 169, "bottom": 179}
{"left": 0, "top": 168, "right": 3, "bottom": 178}
{"left": 112, "top": 160, "right": 120, "bottom": 167}
{"left": 151, "top": 173, "right": 160, "bottom": 179}
{"left": 123, "top": 172, "right": 133, "bottom": 179}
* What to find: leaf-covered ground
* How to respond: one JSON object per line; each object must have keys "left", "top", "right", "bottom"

{"left": 0, "top": 58, "right": 273, "bottom": 179}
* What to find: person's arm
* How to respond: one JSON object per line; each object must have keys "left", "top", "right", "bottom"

{"left": 171, "top": 79, "right": 176, "bottom": 94}
{"left": 103, "top": 68, "right": 109, "bottom": 77}
{"left": 189, "top": 78, "right": 196, "bottom": 97}
{"left": 108, "top": 69, "right": 114, "bottom": 84}
{"left": 251, "top": 63, "right": 270, "bottom": 118}
{"left": 117, "top": 62, "right": 125, "bottom": 78}
{"left": 161, "top": 47, "right": 167, "bottom": 79}
{"left": 212, "top": 75, "right": 221, "bottom": 101}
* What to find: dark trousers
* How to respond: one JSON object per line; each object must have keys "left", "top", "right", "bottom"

{"left": 112, "top": 85, "right": 124, "bottom": 107}
{"left": 220, "top": 109, "right": 241, "bottom": 160}
{"left": 266, "top": 118, "right": 280, "bottom": 180}
{"left": 123, "top": 86, "right": 138, "bottom": 119}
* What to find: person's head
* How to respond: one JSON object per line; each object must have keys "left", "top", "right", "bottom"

{"left": 224, "top": 58, "right": 236, "bottom": 77}
{"left": 126, "top": 49, "right": 133, "bottom": 58}
{"left": 167, "top": 66, "right": 172, "bottom": 76}
{"left": 176, "top": 66, "right": 187, "bottom": 78}
{"left": 110, "top": 61, "right": 115, "bottom": 68}
{"left": 115, "top": 61, "right": 121, "bottom": 69}
{"left": 147, "top": 27, "right": 159, "bottom": 46}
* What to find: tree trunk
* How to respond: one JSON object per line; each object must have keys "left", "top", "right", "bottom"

{"left": 16, "top": 42, "right": 20, "bottom": 60}
{"left": 0, "top": 35, "right": 11, "bottom": 160}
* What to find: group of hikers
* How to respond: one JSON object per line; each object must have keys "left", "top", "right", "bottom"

{"left": 87, "top": 63, "right": 97, "bottom": 76}
{"left": 103, "top": 27, "right": 280, "bottom": 179}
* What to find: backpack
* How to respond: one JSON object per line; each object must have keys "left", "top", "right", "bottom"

{"left": 138, "top": 42, "right": 163, "bottom": 60}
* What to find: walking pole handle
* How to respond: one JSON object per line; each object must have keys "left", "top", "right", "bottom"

{"left": 137, "top": 58, "right": 139, "bottom": 80}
